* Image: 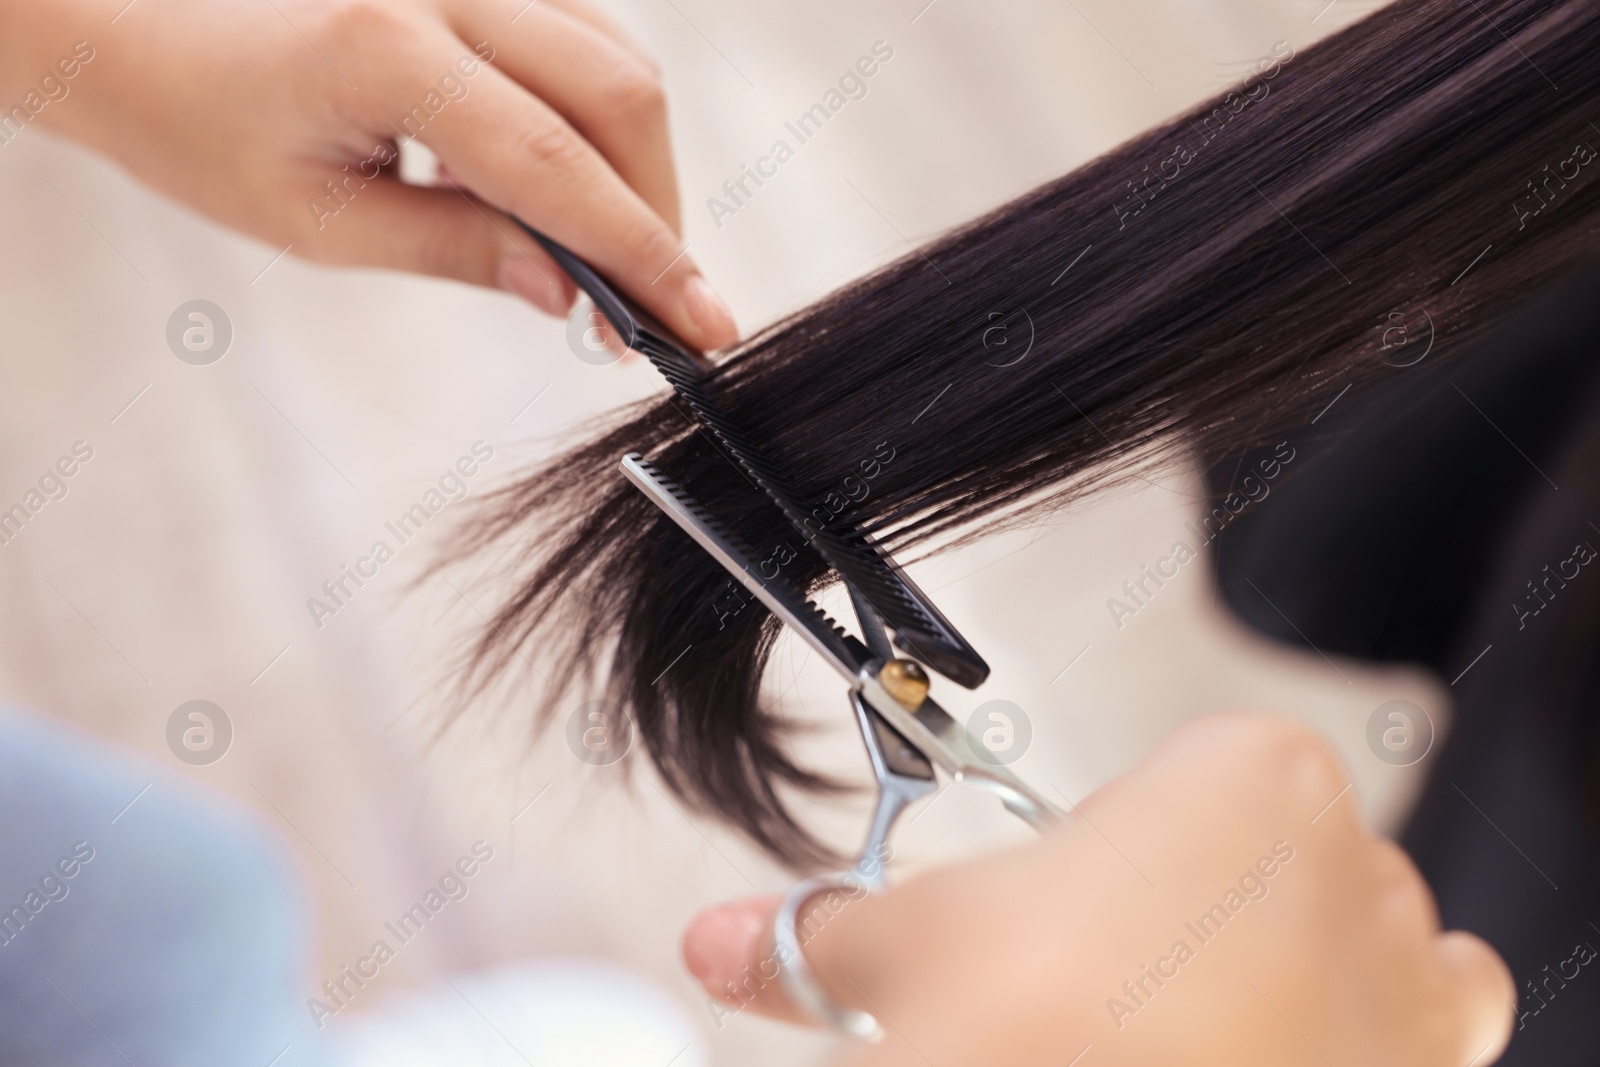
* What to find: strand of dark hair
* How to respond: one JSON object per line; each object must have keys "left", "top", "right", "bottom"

{"left": 434, "top": 0, "right": 1600, "bottom": 866}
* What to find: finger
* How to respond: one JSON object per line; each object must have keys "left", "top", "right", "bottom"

{"left": 414, "top": 41, "right": 737, "bottom": 351}
{"left": 682, "top": 896, "right": 817, "bottom": 1026}
{"left": 464, "top": 0, "right": 660, "bottom": 74}
{"left": 1436, "top": 930, "right": 1516, "bottom": 1065}
{"left": 446, "top": 1, "right": 679, "bottom": 232}
{"left": 547, "top": 0, "right": 659, "bottom": 70}
{"left": 289, "top": 166, "right": 576, "bottom": 314}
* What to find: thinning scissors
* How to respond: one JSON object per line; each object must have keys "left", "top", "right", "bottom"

{"left": 620, "top": 454, "right": 1063, "bottom": 1040}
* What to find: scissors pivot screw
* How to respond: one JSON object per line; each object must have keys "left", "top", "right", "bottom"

{"left": 877, "top": 659, "right": 930, "bottom": 710}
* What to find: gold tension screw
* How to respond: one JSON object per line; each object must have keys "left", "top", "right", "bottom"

{"left": 878, "top": 658, "right": 930, "bottom": 710}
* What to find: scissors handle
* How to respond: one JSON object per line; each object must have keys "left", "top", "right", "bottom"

{"left": 849, "top": 691, "right": 937, "bottom": 891}
{"left": 772, "top": 681, "right": 1062, "bottom": 1040}
{"left": 772, "top": 872, "right": 885, "bottom": 1041}
{"left": 769, "top": 693, "right": 930, "bottom": 1045}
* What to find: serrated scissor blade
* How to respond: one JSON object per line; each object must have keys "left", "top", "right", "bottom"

{"left": 620, "top": 453, "right": 870, "bottom": 682}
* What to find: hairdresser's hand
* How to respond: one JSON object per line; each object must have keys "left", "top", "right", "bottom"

{"left": 0, "top": 0, "right": 737, "bottom": 346}
{"left": 683, "top": 715, "right": 1515, "bottom": 1066}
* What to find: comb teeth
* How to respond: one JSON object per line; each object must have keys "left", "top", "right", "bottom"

{"left": 628, "top": 454, "right": 860, "bottom": 666}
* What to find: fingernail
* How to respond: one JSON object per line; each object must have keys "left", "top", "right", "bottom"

{"left": 681, "top": 275, "right": 738, "bottom": 350}
{"left": 683, "top": 902, "right": 767, "bottom": 995}
{"left": 498, "top": 255, "right": 571, "bottom": 316}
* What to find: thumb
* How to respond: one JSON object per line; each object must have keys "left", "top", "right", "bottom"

{"left": 683, "top": 889, "right": 895, "bottom": 1029}
{"left": 289, "top": 169, "right": 576, "bottom": 315}
{"left": 682, "top": 895, "right": 819, "bottom": 1027}
{"left": 683, "top": 892, "right": 938, "bottom": 1067}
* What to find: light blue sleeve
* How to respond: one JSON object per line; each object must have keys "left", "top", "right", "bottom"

{"left": 0, "top": 707, "right": 329, "bottom": 1067}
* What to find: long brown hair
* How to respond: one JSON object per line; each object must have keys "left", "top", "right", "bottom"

{"left": 440, "top": 0, "right": 1600, "bottom": 864}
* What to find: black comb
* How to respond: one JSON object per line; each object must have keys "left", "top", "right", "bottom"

{"left": 518, "top": 223, "right": 990, "bottom": 688}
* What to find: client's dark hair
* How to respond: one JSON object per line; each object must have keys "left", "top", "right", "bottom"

{"left": 440, "top": 0, "right": 1600, "bottom": 865}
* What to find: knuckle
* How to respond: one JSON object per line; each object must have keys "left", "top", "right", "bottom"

{"left": 599, "top": 66, "right": 666, "bottom": 124}
{"left": 515, "top": 119, "right": 588, "bottom": 175}
{"left": 625, "top": 220, "right": 681, "bottom": 272}
{"left": 310, "top": 0, "right": 406, "bottom": 48}
{"left": 1368, "top": 838, "right": 1437, "bottom": 929}
{"left": 1196, "top": 713, "right": 1346, "bottom": 802}
{"left": 1273, "top": 723, "right": 1346, "bottom": 802}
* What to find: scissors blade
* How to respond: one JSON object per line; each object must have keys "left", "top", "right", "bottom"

{"left": 623, "top": 453, "right": 1065, "bottom": 833}
{"left": 621, "top": 453, "right": 870, "bottom": 682}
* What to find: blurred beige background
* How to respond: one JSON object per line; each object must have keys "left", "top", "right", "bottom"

{"left": 0, "top": 0, "right": 1441, "bottom": 1063}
